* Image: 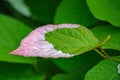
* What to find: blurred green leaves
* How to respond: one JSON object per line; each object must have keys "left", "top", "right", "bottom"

{"left": 0, "top": 14, "right": 35, "bottom": 63}
{"left": 0, "top": 62, "right": 45, "bottom": 80}
{"left": 52, "top": 51, "right": 102, "bottom": 79}
{"left": 0, "top": 0, "right": 120, "bottom": 80}
{"left": 87, "top": 0, "right": 120, "bottom": 27}
{"left": 85, "top": 56, "right": 120, "bottom": 80}
{"left": 54, "top": 0, "right": 97, "bottom": 26}
{"left": 92, "top": 25, "right": 120, "bottom": 51}
{"left": 52, "top": 73, "right": 83, "bottom": 80}
{"left": 8, "top": 0, "right": 61, "bottom": 23}
{"left": 7, "top": 0, "right": 31, "bottom": 17}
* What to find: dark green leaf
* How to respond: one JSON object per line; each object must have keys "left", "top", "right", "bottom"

{"left": 0, "top": 62, "right": 45, "bottom": 80}
{"left": 54, "top": 0, "right": 97, "bottom": 26}
{"left": 37, "top": 59, "right": 63, "bottom": 75}
{"left": 8, "top": 0, "right": 61, "bottom": 23}
{"left": 52, "top": 73, "right": 82, "bottom": 80}
{"left": 51, "top": 51, "right": 102, "bottom": 79}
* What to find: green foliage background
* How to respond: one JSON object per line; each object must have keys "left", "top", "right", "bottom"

{"left": 0, "top": 0, "right": 120, "bottom": 80}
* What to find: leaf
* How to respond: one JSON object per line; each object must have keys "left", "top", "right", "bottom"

{"left": 85, "top": 56, "right": 120, "bottom": 80}
{"left": 92, "top": 25, "right": 120, "bottom": 51}
{"left": 0, "top": 62, "right": 45, "bottom": 80}
{"left": 54, "top": 0, "right": 97, "bottom": 26}
{"left": 0, "top": 14, "right": 35, "bottom": 63}
{"left": 36, "top": 59, "right": 63, "bottom": 75}
{"left": 87, "top": 0, "right": 120, "bottom": 27}
{"left": 11, "top": 24, "right": 99, "bottom": 58}
{"left": 45, "top": 25, "right": 99, "bottom": 55}
{"left": 7, "top": 0, "right": 31, "bottom": 17}
{"left": 52, "top": 73, "right": 83, "bottom": 80}
{"left": 8, "top": 0, "right": 61, "bottom": 23}
{"left": 52, "top": 50, "right": 120, "bottom": 80}
{"left": 51, "top": 51, "right": 102, "bottom": 74}
{"left": 52, "top": 50, "right": 120, "bottom": 79}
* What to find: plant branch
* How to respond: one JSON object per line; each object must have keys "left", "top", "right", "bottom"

{"left": 94, "top": 48, "right": 107, "bottom": 58}
{"left": 100, "top": 48, "right": 120, "bottom": 62}
{"left": 100, "top": 35, "right": 111, "bottom": 47}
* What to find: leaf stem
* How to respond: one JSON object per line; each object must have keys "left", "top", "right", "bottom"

{"left": 100, "top": 48, "right": 120, "bottom": 62}
{"left": 93, "top": 48, "right": 106, "bottom": 58}
{"left": 100, "top": 35, "right": 111, "bottom": 46}
{"left": 99, "top": 47, "right": 110, "bottom": 57}
{"left": 94, "top": 35, "right": 120, "bottom": 62}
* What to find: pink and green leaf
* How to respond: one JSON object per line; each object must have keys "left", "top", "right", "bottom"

{"left": 11, "top": 24, "right": 99, "bottom": 58}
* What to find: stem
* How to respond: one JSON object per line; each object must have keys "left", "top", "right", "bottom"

{"left": 94, "top": 48, "right": 120, "bottom": 62}
{"left": 99, "top": 47, "right": 110, "bottom": 57}
{"left": 94, "top": 35, "right": 120, "bottom": 62}
{"left": 100, "top": 48, "right": 120, "bottom": 62}
{"left": 109, "top": 57, "right": 120, "bottom": 62}
{"left": 94, "top": 48, "right": 107, "bottom": 58}
{"left": 100, "top": 35, "right": 111, "bottom": 47}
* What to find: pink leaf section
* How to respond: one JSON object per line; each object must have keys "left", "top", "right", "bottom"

{"left": 10, "top": 24, "right": 79, "bottom": 58}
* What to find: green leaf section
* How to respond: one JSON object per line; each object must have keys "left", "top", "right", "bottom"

{"left": 87, "top": 0, "right": 120, "bottom": 27}
{"left": 92, "top": 25, "right": 120, "bottom": 51}
{"left": 45, "top": 26, "right": 99, "bottom": 55}
{"left": 0, "top": 62, "right": 45, "bottom": 80}
{"left": 52, "top": 73, "right": 83, "bottom": 80}
{"left": 85, "top": 56, "right": 120, "bottom": 80}
{"left": 51, "top": 51, "right": 102, "bottom": 80}
{"left": 0, "top": 14, "right": 35, "bottom": 63}
{"left": 8, "top": 0, "right": 61, "bottom": 23}
{"left": 24, "top": 0, "right": 61, "bottom": 23}
{"left": 36, "top": 59, "right": 63, "bottom": 75}
{"left": 54, "top": 0, "right": 97, "bottom": 26}
{"left": 52, "top": 51, "right": 102, "bottom": 73}
{"left": 7, "top": 0, "right": 31, "bottom": 17}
